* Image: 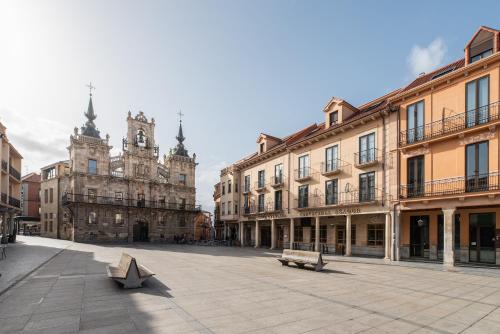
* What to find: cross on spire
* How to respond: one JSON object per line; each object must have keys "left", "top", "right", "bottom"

{"left": 177, "top": 110, "right": 184, "bottom": 123}
{"left": 86, "top": 82, "right": 95, "bottom": 96}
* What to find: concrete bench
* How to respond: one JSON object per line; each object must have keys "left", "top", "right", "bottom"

{"left": 106, "top": 253, "right": 154, "bottom": 288}
{"left": 277, "top": 249, "right": 327, "bottom": 272}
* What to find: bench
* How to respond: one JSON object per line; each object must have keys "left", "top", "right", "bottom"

{"left": 277, "top": 249, "right": 327, "bottom": 272}
{"left": 106, "top": 253, "right": 154, "bottom": 288}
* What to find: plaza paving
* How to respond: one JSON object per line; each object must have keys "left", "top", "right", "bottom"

{"left": 0, "top": 237, "right": 500, "bottom": 333}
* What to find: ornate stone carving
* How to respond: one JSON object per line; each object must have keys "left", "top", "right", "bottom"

{"left": 458, "top": 130, "right": 496, "bottom": 146}
{"left": 402, "top": 147, "right": 430, "bottom": 158}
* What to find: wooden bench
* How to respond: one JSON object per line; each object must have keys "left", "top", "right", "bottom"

{"left": 277, "top": 249, "right": 327, "bottom": 272}
{"left": 106, "top": 253, "right": 154, "bottom": 288}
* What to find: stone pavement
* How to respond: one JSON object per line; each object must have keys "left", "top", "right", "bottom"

{"left": 0, "top": 236, "right": 71, "bottom": 295}
{"left": 0, "top": 237, "right": 500, "bottom": 333}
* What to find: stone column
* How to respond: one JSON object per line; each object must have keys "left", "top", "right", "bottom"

{"left": 395, "top": 209, "right": 401, "bottom": 261}
{"left": 345, "top": 215, "right": 352, "bottom": 256}
{"left": 271, "top": 219, "right": 276, "bottom": 250}
{"left": 315, "top": 216, "right": 320, "bottom": 252}
{"left": 255, "top": 220, "right": 260, "bottom": 248}
{"left": 239, "top": 222, "right": 244, "bottom": 247}
{"left": 385, "top": 213, "right": 391, "bottom": 260}
{"left": 289, "top": 218, "right": 295, "bottom": 250}
{"left": 443, "top": 208, "right": 456, "bottom": 268}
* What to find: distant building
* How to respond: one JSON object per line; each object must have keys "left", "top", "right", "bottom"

{"left": 213, "top": 182, "right": 222, "bottom": 240}
{"left": 0, "top": 121, "right": 22, "bottom": 241}
{"left": 40, "top": 161, "right": 69, "bottom": 238}
{"left": 19, "top": 172, "right": 41, "bottom": 233}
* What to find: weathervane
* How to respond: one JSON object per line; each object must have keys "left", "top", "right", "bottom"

{"left": 86, "top": 82, "right": 95, "bottom": 96}
{"left": 177, "top": 110, "right": 184, "bottom": 123}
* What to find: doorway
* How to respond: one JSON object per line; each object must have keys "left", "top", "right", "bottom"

{"left": 336, "top": 225, "right": 345, "bottom": 255}
{"left": 245, "top": 226, "right": 252, "bottom": 246}
{"left": 410, "top": 216, "right": 429, "bottom": 258}
{"left": 469, "top": 213, "right": 496, "bottom": 264}
{"left": 277, "top": 225, "right": 284, "bottom": 249}
{"left": 133, "top": 221, "right": 149, "bottom": 242}
{"left": 261, "top": 226, "right": 271, "bottom": 248}
{"left": 437, "top": 214, "right": 461, "bottom": 260}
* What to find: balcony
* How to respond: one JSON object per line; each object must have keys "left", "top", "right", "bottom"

{"left": 400, "top": 171, "right": 500, "bottom": 199}
{"left": 1, "top": 193, "right": 6, "bottom": 204}
{"left": 1, "top": 160, "right": 7, "bottom": 172}
{"left": 295, "top": 188, "right": 384, "bottom": 209}
{"left": 321, "top": 159, "right": 349, "bottom": 176}
{"left": 243, "top": 201, "right": 284, "bottom": 216}
{"left": 8, "top": 196, "right": 20, "bottom": 208}
{"left": 399, "top": 101, "right": 500, "bottom": 147}
{"left": 9, "top": 165, "right": 20, "bottom": 180}
{"left": 254, "top": 180, "right": 266, "bottom": 192}
{"left": 62, "top": 193, "right": 202, "bottom": 211}
{"left": 294, "top": 167, "right": 313, "bottom": 182}
{"left": 270, "top": 176, "right": 285, "bottom": 188}
{"left": 354, "top": 148, "right": 382, "bottom": 168}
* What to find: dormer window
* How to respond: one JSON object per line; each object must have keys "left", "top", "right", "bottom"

{"left": 467, "top": 27, "right": 497, "bottom": 64}
{"left": 471, "top": 49, "right": 493, "bottom": 63}
{"left": 259, "top": 142, "right": 265, "bottom": 153}
{"left": 329, "top": 111, "right": 338, "bottom": 126}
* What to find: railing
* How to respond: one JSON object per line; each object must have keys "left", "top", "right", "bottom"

{"left": 1, "top": 160, "right": 7, "bottom": 172}
{"left": 243, "top": 201, "right": 285, "bottom": 215}
{"left": 9, "top": 196, "right": 20, "bottom": 208}
{"left": 9, "top": 165, "right": 21, "bottom": 180}
{"left": 294, "top": 188, "right": 384, "bottom": 209}
{"left": 270, "top": 175, "right": 285, "bottom": 188}
{"left": 294, "top": 167, "right": 313, "bottom": 181}
{"left": 1, "top": 193, "right": 7, "bottom": 204}
{"left": 400, "top": 101, "right": 500, "bottom": 146}
{"left": 354, "top": 148, "right": 382, "bottom": 167}
{"left": 254, "top": 180, "right": 266, "bottom": 191}
{"left": 400, "top": 171, "right": 500, "bottom": 199}
{"left": 62, "top": 193, "right": 202, "bottom": 211}
{"left": 321, "top": 159, "right": 349, "bottom": 175}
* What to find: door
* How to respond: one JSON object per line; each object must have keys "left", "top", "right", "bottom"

{"left": 359, "top": 133, "right": 375, "bottom": 164}
{"left": 469, "top": 213, "right": 496, "bottom": 264}
{"left": 407, "top": 101, "right": 424, "bottom": 143}
{"left": 245, "top": 226, "right": 252, "bottom": 245}
{"left": 407, "top": 156, "right": 424, "bottom": 197}
{"left": 325, "top": 145, "right": 339, "bottom": 172}
{"left": 261, "top": 226, "right": 271, "bottom": 248}
{"left": 410, "top": 216, "right": 429, "bottom": 258}
{"left": 277, "top": 225, "right": 284, "bottom": 249}
{"left": 466, "top": 141, "right": 488, "bottom": 192}
{"left": 466, "top": 76, "right": 489, "bottom": 127}
{"left": 133, "top": 221, "right": 149, "bottom": 242}
{"left": 359, "top": 172, "right": 375, "bottom": 202}
{"left": 298, "top": 155, "right": 309, "bottom": 178}
{"left": 336, "top": 225, "right": 345, "bottom": 255}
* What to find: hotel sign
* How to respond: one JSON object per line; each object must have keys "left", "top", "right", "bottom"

{"left": 299, "top": 207, "right": 362, "bottom": 217}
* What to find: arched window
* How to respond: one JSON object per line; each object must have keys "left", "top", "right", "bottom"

{"left": 136, "top": 129, "right": 147, "bottom": 148}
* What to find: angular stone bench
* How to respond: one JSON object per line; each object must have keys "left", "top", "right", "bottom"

{"left": 106, "top": 253, "right": 154, "bottom": 288}
{"left": 277, "top": 249, "right": 327, "bottom": 272}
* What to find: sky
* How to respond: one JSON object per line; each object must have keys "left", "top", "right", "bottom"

{"left": 0, "top": 0, "right": 499, "bottom": 213}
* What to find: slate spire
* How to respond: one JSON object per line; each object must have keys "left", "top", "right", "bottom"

{"left": 81, "top": 83, "right": 101, "bottom": 138}
{"left": 173, "top": 112, "right": 188, "bottom": 157}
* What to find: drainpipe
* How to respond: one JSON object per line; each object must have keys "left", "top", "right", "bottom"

{"left": 381, "top": 111, "right": 387, "bottom": 208}
{"left": 394, "top": 105, "right": 401, "bottom": 261}
{"left": 287, "top": 149, "right": 291, "bottom": 214}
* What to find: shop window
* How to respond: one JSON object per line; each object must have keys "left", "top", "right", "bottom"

{"left": 367, "top": 224, "right": 384, "bottom": 246}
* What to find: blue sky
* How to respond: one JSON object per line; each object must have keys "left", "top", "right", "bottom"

{"left": 0, "top": 0, "right": 499, "bottom": 212}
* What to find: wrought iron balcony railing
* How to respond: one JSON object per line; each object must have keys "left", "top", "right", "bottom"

{"left": 400, "top": 101, "right": 500, "bottom": 146}
{"left": 243, "top": 201, "right": 285, "bottom": 215}
{"left": 270, "top": 175, "right": 285, "bottom": 188}
{"left": 62, "top": 193, "right": 202, "bottom": 211}
{"left": 9, "top": 196, "right": 20, "bottom": 208}
{"left": 254, "top": 180, "right": 266, "bottom": 192}
{"left": 9, "top": 165, "right": 20, "bottom": 180}
{"left": 294, "top": 188, "right": 384, "bottom": 209}
{"left": 400, "top": 171, "right": 500, "bottom": 199}
{"left": 1, "top": 193, "right": 7, "bottom": 204}
{"left": 294, "top": 167, "right": 314, "bottom": 182}
{"left": 321, "top": 159, "right": 349, "bottom": 176}
{"left": 1, "top": 160, "right": 7, "bottom": 172}
{"left": 354, "top": 148, "right": 383, "bottom": 168}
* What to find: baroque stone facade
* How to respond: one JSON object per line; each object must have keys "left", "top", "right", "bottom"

{"left": 42, "top": 92, "right": 200, "bottom": 243}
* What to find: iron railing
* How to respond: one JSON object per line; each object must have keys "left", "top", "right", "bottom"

{"left": 270, "top": 175, "right": 285, "bottom": 188}
{"left": 62, "top": 193, "right": 202, "bottom": 211}
{"left": 1, "top": 193, "right": 7, "bottom": 204}
{"left": 400, "top": 101, "right": 500, "bottom": 146}
{"left": 400, "top": 171, "right": 500, "bottom": 199}
{"left": 8, "top": 196, "right": 20, "bottom": 208}
{"left": 243, "top": 201, "right": 285, "bottom": 215}
{"left": 354, "top": 148, "right": 382, "bottom": 167}
{"left": 254, "top": 180, "right": 266, "bottom": 191}
{"left": 320, "top": 159, "right": 349, "bottom": 175}
{"left": 9, "top": 165, "right": 20, "bottom": 180}
{"left": 294, "top": 188, "right": 384, "bottom": 209}
{"left": 294, "top": 167, "right": 313, "bottom": 181}
{"left": 1, "top": 160, "right": 7, "bottom": 172}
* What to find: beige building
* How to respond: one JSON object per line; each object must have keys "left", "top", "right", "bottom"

{"left": 40, "top": 161, "right": 69, "bottom": 238}
{"left": 0, "top": 121, "right": 22, "bottom": 241}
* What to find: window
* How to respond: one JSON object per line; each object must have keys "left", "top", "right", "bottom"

{"left": 275, "top": 190, "right": 282, "bottom": 211}
{"left": 359, "top": 133, "right": 375, "bottom": 164}
{"left": 44, "top": 167, "right": 56, "bottom": 180}
{"left": 115, "top": 213, "right": 123, "bottom": 225}
{"left": 351, "top": 225, "right": 356, "bottom": 245}
{"left": 44, "top": 189, "right": 48, "bottom": 203}
{"left": 294, "top": 225, "right": 303, "bottom": 242}
{"left": 260, "top": 143, "right": 265, "bottom": 153}
{"left": 466, "top": 141, "right": 488, "bottom": 192}
{"left": 159, "top": 196, "right": 165, "bottom": 206}
{"left": 367, "top": 224, "right": 384, "bottom": 246}
{"left": 244, "top": 175, "right": 251, "bottom": 193}
{"left": 158, "top": 214, "right": 165, "bottom": 225}
{"left": 115, "top": 192, "right": 123, "bottom": 201}
{"left": 243, "top": 194, "right": 249, "bottom": 213}
{"left": 49, "top": 188, "right": 54, "bottom": 203}
{"left": 258, "top": 194, "right": 265, "bottom": 212}
{"left": 311, "top": 225, "right": 328, "bottom": 243}
{"left": 88, "top": 189, "right": 97, "bottom": 203}
{"left": 222, "top": 182, "right": 225, "bottom": 195}
{"left": 258, "top": 170, "right": 265, "bottom": 188}
{"left": 221, "top": 202, "right": 226, "bottom": 215}
{"left": 88, "top": 159, "right": 97, "bottom": 175}
{"left": 178, "top": 215, "right": 186, "bottom": 227}
{"left": 227, "top": 201, "right": 232, "bottom": 215}
{"left": 329, "top": 111, "right": 338, "bottom": 126}
{"left": 137, "top": 193, "right": 145, "bottom": 207}
{"left": 325, "top": 179, "right": 338, "bottom": 205}
{"left": 407, "top": 156, "right": 424, "bottom": 197}
{"left": 274, "top": 163, "right": 283, "bottom": 184}
{"left": 136, "top": 129, "right": 147, "bottom": 147}
{"left": 180, "top": 198, "right": 186, "bottom": 210}
{"left": 471, "top": 49, "right": 493, "bottom": 63}
{"left": 234, "top": 204, "right": 238, "bottom": 214}
{"left": 228, "top": 180, "right": 232, "bottom": 193}
{"left": 298, "top": 155, "right": 310, "bottom": 178}
{"left": 407, "top": 101, "right": 424, "bottom": 143}
{"left": 325, "top": 145, "right": 338, "bottom": 172}
{"left": 88, "top": 212, "right": 97, "bottom": 224}
{"left": 359, "top": 172, "right": 375, "bottom": 202}
{"left": 49, "top": 213, "right": 53, "bottom": 219}
{"left": 179, "top": 174, "right": 187, "bottom": 186}
{"left": 49, "top": 221, "right": 53, "bottom": 233}
{"left": 298, "top": 185, "right": 308, "bottom": 208}
{"left": 466, "top": 76, "right": 489, "bottom": 128}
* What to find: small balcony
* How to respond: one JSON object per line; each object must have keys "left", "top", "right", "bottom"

{"left": 270, "top": 176, "right": 285, "bottom": 188}
{"left": 1, "top": 193, "right": 7, "bottom": 204}
{"left": 399, "top": 101, "right": 500, "bottom": 147}
{"left": 1, "top": 160, "right": 7, "bottom": 173}
{"left": 294, "top": 188, "right": 384, "bottom": 209}
{"left": 321, "top": 159, "right": 349, "bottom": 176}
{"left": 9, "top": 196, "right": 20, "bottom": 208}
{"left": 354, "top": 148, "right": 382, "bottom": 168}
{"left": 9, "top": 165, "right": 21, "bottom": 181}
{"left": 243, "top": 201, "right": 284, "bottom": 216}
{"left": 294, "top": 167, "right": 313, "bottom": 182}
{"left": 400, "top": 171, "right": 500, "bottom": 199}
{"left": 254, "top": 180, "right": 266, "bottom": 192}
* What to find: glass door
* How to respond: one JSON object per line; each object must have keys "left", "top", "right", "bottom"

{"left": 407, "top": 101, "right": 424, "bottom": 143}
{"left": 325, "top": 145, "right": 338, "bottom": 172}
{"left": 407, "top": 155, "right": 424, "bottom": 197}
{"left": 469, "top": 213, "right": 496, "bottom": 264}
{"left": 410, "top": 216, "right": 429, "bottom": 258}
{"left": 466, "top": 76, "right": 489, "bottom": 127}
{"left": 359, "top": 133, "right": 375, "bottom": 164}
{"left": 466, "top": 141, "right": 488, "bottom": 192}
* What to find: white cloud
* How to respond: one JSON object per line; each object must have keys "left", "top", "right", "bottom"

{"left": 407, "top": 38, "right": 446, "bottom": 77}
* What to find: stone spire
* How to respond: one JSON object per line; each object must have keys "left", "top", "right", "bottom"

{"left": 81, "top": 83, "right": 101, "bottom": 138}
{"left": 173, "top": 113, "right": 188, "bottom": 157}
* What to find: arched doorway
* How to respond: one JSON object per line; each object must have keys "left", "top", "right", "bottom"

{"left": 133, "top": 220, "right": 149, "bottom": 242}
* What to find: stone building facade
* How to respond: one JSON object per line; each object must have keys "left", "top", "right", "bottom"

{"left": 41, "top": 92, "right": 200, "bottom": 243}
